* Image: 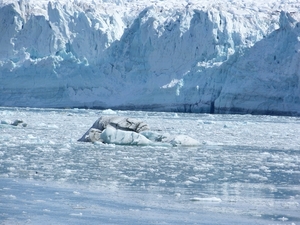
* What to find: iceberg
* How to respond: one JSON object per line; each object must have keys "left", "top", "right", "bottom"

{"left": 79, "top": 116, "right": 199, "bottom": 146}
{"left": 78, "top": 116, "right": 150, "bottom": 143}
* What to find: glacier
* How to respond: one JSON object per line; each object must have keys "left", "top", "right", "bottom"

{"left": 0, "top": 0, "right": 300, "bottom": 115}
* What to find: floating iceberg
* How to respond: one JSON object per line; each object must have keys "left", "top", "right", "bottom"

{"left": 79, "top": 116, "right": 199, "bottom": 146}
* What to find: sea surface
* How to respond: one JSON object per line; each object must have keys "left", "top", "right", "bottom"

{"left": 0, "top": 107, "right": 299, "bottom": 224}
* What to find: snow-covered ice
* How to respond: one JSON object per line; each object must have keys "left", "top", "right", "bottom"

{"left": 0, "top": 107, "right": 300, "bottom": 224}
{"left": 0, "top": 0, "right": 300, "bottom": 115}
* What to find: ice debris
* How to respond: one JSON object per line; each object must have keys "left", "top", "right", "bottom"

{"left": 1, "top": 119, "right": 27, "bottom": 127}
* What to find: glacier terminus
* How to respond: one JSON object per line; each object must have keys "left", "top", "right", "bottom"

{"left": 0, "top": 0, "right": 300, "bottom": 115}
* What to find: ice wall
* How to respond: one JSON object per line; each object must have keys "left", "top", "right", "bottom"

{"left": 0, "top": 0, "right": 299, "bottom": 115}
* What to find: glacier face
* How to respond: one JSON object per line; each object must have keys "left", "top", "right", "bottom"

{"left": 0, "top": 0, "right": 299, "bottom": 115}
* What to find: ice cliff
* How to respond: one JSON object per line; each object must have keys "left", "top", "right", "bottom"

{"left": 0, "top": 0, "right": 300, "bottom": 115}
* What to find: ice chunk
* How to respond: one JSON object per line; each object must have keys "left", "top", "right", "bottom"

{"left": 11, "top": 119, "right": 24, "bottom": 126}
{"left": 100, "top": 125, "right": 152, "bottom": 145}
{"left": 79, "top": 116, "right": 200, "bottom": 146}
{"left": 168, "top": 135, "right": 200, "bottom": 147}
{"left": 1, "top": 119, "right": 12, "bottom": 125}
{"left": 102, "top": 109, "right": 117, "bottom": 115}
{"left": 78, "top": 116, "right": 150, "bottom": 142}
{"left": 190, "top": 197, "right": 222, "bottom": 202}
{"left": 140, "top": 131, "right": 168, "bottom": 142}
{"left": 1, "top": 119, "right": 27, "bottom": 127}
{"left": 141, "top": 131, "right": 199, "bottom": 146}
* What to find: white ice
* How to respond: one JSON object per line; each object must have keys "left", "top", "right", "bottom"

{"left": 100, "top": 125, "right": 153, "bottom": 145}
{"left": 0, "top": 0, "right": 299, "bottom": 115}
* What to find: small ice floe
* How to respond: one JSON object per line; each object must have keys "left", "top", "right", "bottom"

{"left": 174, "top": 193, "right": 181, "bottom": 198}
{"left": 248, "top": 173, "right": 268, "bottom": 181}
{"left": 184, "top": 180, "right": 194, "bottom": 186}
{"left": 70, "top": 213, "right": 82, "bottom": 216}
{"left": 168, "top": 135, "right": 200, "bottom": 146}
{"left": 11, "top": 119, "right": 27, "bottom": 127}
{"left": 189, "top": 197, "right": 222, "bottom": 202}
{"left": 72, "top": 205, "right": 86, "bottom": 209}
{"left": 4, "top": 194, "right": 17, "bottom": 199}
{"left": 78, "top": 116, "right": 200, "bottom": 146}
{"left": 1, "top": 119, "right": 11, "bottom": 125}
{"left": 102, "top": 109, "right": 117, "bottom": 115}
{"left": 1, "top": 119, "right": 27, "bottom": 127}
{"left": 203, "top": 121, "right": 215, "bottom": 125}
{"left": 47, "top": 124, "right": 59, "bottom": 129}
{"left": 278, "top": 216, "right": 288, "bottom": 221}
{"left": 158, "top": 179, "right": 166, "bottom": 184}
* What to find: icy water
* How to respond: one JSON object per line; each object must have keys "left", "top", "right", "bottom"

{"left": 0, "top": 107, "right": 300, "bottom": 224}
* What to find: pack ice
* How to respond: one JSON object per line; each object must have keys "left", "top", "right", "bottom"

{"left": 78, "top": 116, "right": 200, "bottom": 146}
{"left": 0, "top": 0, "right": 300, "bottom": 116}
